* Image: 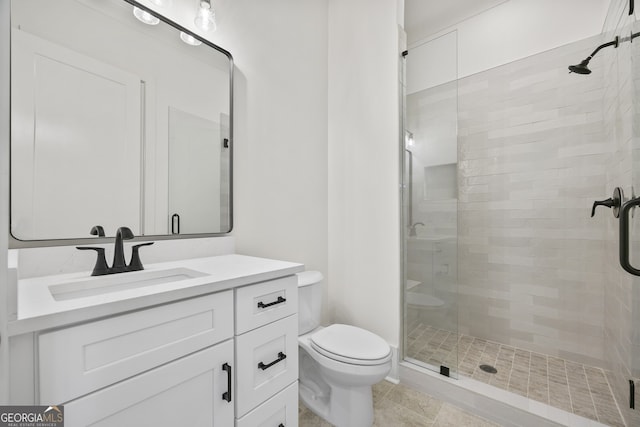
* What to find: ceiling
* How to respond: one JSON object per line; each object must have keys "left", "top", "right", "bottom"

{"left": 404, "top": 0, "right": 510, "bottom": 43}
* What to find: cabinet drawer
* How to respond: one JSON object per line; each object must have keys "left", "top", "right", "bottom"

{"left": 236, "top": 381, "right": 298, "bottom": 427}
{"left": 65, "top": 340, "right": 234, "bottom": 427}
{"left": 39, "top": 291, "right": 233, "bottom": 404}
{"left": 235, "top": 276, "right": 297, "bottom": 334}
{"left": 236, "top": 315, "right": 298, "bottom": 417}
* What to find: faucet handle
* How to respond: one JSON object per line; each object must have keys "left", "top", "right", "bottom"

{"left": 90, "top": 225, "right": 105, "bottom": 237}
{"left": 76, "top": 247, "right": 110, "bottom": 276}
{"left": 128, "top": 242, "right": 154, "bottom": 272}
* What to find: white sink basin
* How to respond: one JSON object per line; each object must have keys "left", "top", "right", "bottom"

{"left": 49, "top": 268, "right": 208, "bottom": 301}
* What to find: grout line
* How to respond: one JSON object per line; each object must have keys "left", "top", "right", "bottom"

{"left": 525, "top": 348, "right": 532, "bottom": 399}
{"left": 601, "top": 369, "right": 627, "bottom": 427}
{"left": 563, "top": 358, "right": 576, "bottom": 416}
{"left": 581, "top": 363, "right": 600, "bottom": 422}
{"left": 544, "top": 354, "right": 550, "bottom": 404}
{"left": 583, "top": 366, "right": 603, "bottom": 424}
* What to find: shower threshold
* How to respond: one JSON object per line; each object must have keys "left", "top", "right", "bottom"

{"left": 399, "top": 362, "right": 612, "bottom": 427}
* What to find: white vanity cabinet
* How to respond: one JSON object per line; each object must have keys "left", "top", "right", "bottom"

{"left": 234, "top": 275, "right": 299, "bottom": 427}
{"left": 9, "top": 254, "right": 304, "bottom": 427}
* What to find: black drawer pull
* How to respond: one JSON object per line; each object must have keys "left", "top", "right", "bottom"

{"left": 258, "top": 352, "right": 287, "bottom": 370}
{"left": 257, "top": 296, "right": 286, "bottom": 309}
{"left": 222, "top": 363, "right": 232, "bottom": 402}
{"left": 278, "top": 424, "right": 284, "bottom": 427}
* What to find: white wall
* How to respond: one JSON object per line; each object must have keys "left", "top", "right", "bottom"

{"left": 0, "top": 0, "right": 10, "bottom": 403}
{"left": 408, "top": 0, "right": 611, "bottom": 92}
{"left": 327, "top": 0, "right": 402, "bottom": 347}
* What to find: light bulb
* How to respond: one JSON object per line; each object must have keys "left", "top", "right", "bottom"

{"left": 133, "top": 7, "right": 160, "bottom": 25}
{"left": 405, "top": 131, "right": 414, "bottom": 147}
{"left": 180, "top": 32, "right": 202, "bottom": 46}
{"left": 194, "top": 1, "right": 216, "bottom": 32}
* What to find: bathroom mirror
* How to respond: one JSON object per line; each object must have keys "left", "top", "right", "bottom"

{"left": 9, "top": 0, "right": 233, "bottom": 245}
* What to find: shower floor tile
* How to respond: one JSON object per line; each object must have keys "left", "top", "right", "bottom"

{"left": 406, "top": 324, "right": 625, "bottom": 427}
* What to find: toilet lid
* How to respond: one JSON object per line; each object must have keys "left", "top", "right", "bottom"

{"left": 310, "top": 324, "right": 391, "bottom": 365}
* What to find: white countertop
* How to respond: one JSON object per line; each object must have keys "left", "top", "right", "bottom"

{"left": 10, "top": 254, "right": 304, "bottom": 336}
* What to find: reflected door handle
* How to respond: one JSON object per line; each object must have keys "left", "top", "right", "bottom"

{"left": 619, "top": 196, "right": 640, "bottom": 276}
{"left": 171, "top": 213, "right": 180, "bottom": 234}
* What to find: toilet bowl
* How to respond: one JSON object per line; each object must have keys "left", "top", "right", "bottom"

{"left": 297, "top": 272, "right": 392, "bottom": 427}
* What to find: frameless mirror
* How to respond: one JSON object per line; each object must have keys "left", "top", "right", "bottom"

{"left": 9, "top": 0, "right": 233, "bottom": 244}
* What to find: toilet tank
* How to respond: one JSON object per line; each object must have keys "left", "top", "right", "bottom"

{"left": 296, "top": 271, "right": 323, "bottom": 335}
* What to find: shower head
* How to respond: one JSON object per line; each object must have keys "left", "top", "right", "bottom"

{"left": 568, "top": 59, "right": 592, "bottom": 75}
{"left": 568, "top": 36, "right": 618, "bottom": 76}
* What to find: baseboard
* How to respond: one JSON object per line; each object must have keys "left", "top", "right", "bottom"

{"left": 385, "top": 344, "right": 400, "bottom": 384}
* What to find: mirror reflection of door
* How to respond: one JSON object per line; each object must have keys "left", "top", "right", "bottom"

{"left": 168, "top": 108, "right": 223, "bottom": 234}
{"left": 11, "top": 31, "right": 141, "bottom": 240}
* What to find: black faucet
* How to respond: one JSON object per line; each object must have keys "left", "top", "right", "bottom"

{"left": 111, "top": 227, "right": 135, "bottom": 273}
{"left": 77, "top": 226, "right": 154, "bottom": 276}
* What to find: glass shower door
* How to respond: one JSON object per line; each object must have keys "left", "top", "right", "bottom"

{"left": 402, "top": 31, "right": 459, "bottom": 377}
{"left": 627, "top": 12, "right": 640, "bottom": 427}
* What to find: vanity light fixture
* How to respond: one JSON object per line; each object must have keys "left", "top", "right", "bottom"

{"left": 132, "top": 0, "right": 169, "bottom": 26}
{"left": 133, "top": 7, "right": 160, "bottom": 25}
{"left": 180, "top": 31, "right": 202, "bottom": 46}
{"left": 194, "top": 0, "right": 217, "bottom": 32}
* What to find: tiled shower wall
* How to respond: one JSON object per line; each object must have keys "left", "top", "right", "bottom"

{"left": 455, "top": 34, "right": 611, "bottom": 367}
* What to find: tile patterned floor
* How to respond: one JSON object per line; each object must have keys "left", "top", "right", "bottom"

{"left": 299, "top": 381, "right": 500, "bottom": 427}
{"left": 406, "top": 323, "right": 625, "bottom": 427}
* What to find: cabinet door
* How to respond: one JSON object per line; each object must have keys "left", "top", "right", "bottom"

{"left": 39, "top": 291, "right": 233, "bottom": 404}
{"left": 64, "top": 340, "right": 234, "bottom": 427}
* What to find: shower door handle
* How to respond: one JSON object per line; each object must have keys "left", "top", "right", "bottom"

{"left": 619, "top": 196, "right": 640, "bottom": 276}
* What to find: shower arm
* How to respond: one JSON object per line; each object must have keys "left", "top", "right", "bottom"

{"left": 587, "top": 32, "right": 640, "bottom": 61}
{"left": 585, "top": 37, "right": 619, "bottom": 62}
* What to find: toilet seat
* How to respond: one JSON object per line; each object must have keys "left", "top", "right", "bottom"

{"left": 310, "top": 324, "right": 391, "bottom": 366}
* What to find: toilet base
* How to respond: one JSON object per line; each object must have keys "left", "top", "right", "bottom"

{"left": 299, "top": 342, "right": 383, "bottom": 427}
{"left": 300, "top": 378, "right": 374, "bottom": 427}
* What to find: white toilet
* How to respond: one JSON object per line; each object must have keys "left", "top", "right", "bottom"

{"left": 297, "top": 271, "right": 391, "bottom": 427}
